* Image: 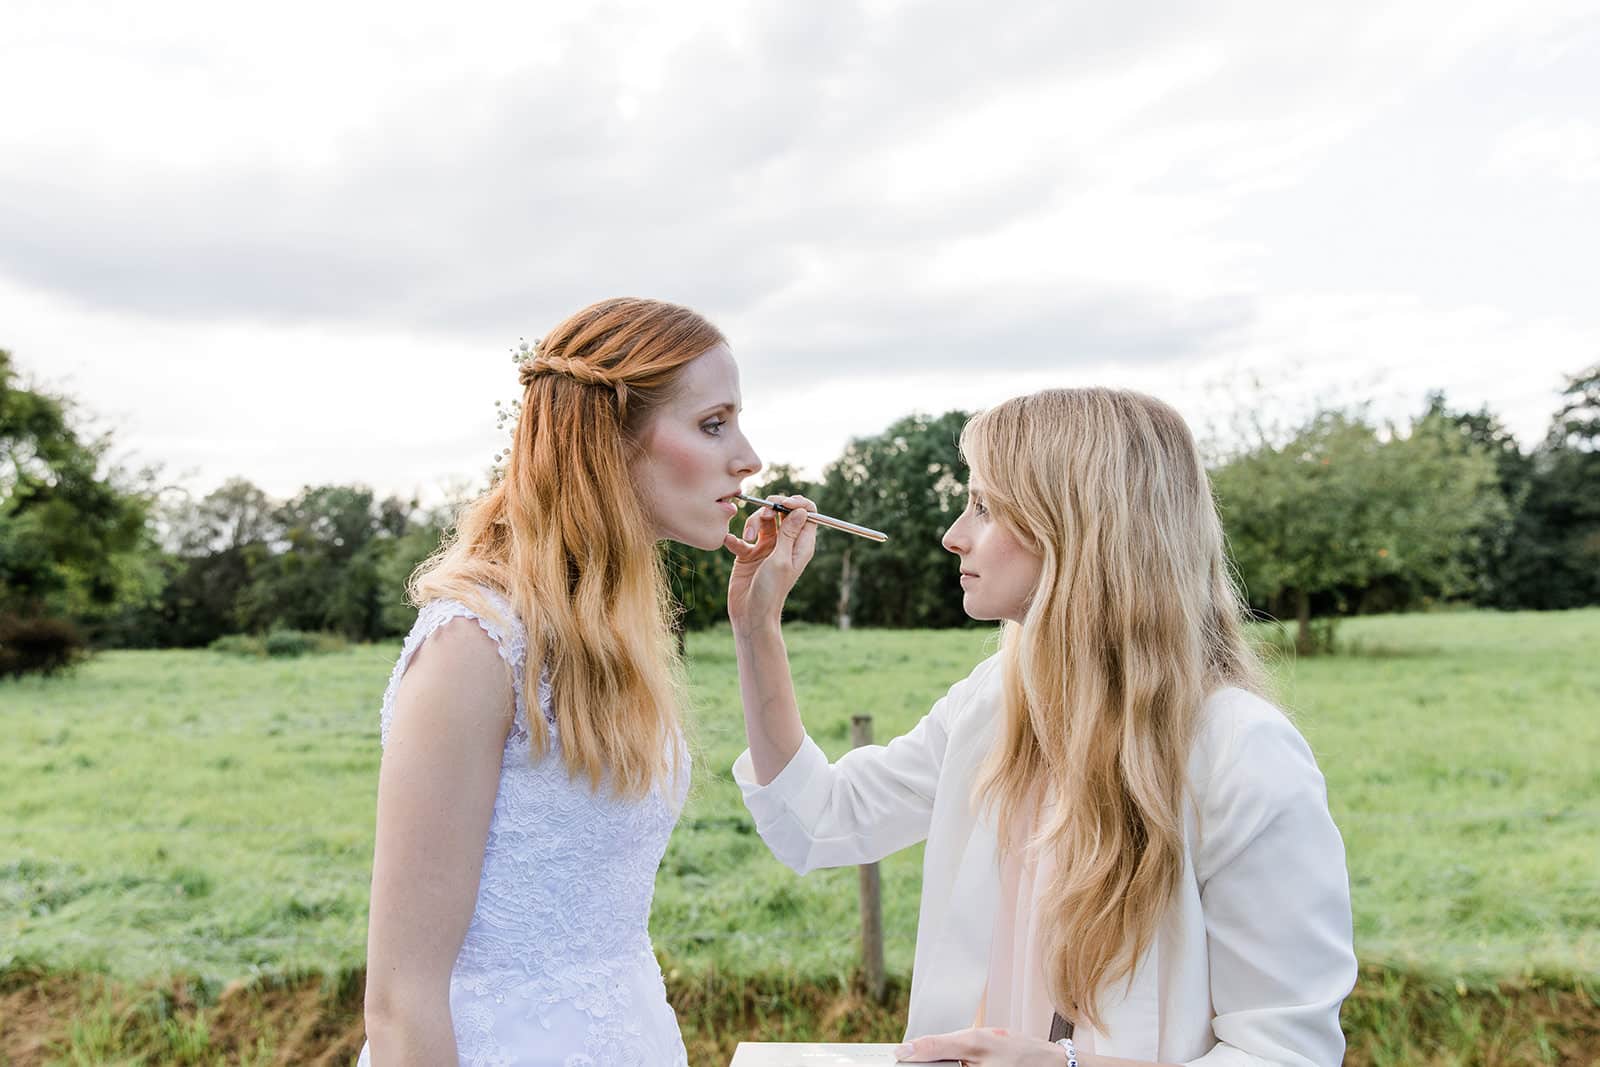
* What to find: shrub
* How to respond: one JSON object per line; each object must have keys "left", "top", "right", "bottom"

{"left": 207, "top": 634, "right": 266, "bottom": 657}
{"left": 0, "top": 614, "right": 88, "bottom": 679}
{"left": 264, "top": 629, "right": 314, "bottom": 657}
{"left": 265, "top": 629, "right": 347, "bottom": 657}
{"left": 208, "top": 630, "right": 348, "bottom": 658}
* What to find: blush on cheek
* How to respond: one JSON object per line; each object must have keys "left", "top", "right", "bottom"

{"left": 649, "top": 431, "right": 707, "bottom": 487}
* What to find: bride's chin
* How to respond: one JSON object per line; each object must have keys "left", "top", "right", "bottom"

{"left": 675, "top": 528, "right": 724, "bottom": 552}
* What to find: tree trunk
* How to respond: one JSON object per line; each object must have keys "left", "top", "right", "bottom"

{"left": 836, "top": 545, "right": 853, "bottom": 631}
{"left": 1295, "top": 588, "right": 1312, "bottom": 656}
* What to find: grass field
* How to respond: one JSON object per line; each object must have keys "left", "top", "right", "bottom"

{"left": 1, "top": 609, "right": 1598, "bottom": 1062}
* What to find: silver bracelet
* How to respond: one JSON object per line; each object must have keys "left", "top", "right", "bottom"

{"left": 1054, "top": 1036, "right": 1078, "bottom": 1067}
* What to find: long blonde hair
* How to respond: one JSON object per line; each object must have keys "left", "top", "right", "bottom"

{"left": 411, "top": 297, "right": 723, "bottom": 799}
{"left": 965, "top": 388, "right": 1267, "bottom": 1029}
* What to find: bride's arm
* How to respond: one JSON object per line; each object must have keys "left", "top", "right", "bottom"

{"left": 362, "top": 620, "right": 513, "bottom": 1065}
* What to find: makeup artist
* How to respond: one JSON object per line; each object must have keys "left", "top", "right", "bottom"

{"left": 722, "top": 388, "right": 1355, "bottom": 1067}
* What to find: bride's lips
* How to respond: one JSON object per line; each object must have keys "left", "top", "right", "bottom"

{"left": 959, "top": 570, "right": 977, "bottom": 584}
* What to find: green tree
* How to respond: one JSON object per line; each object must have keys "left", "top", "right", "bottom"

{"left": 239, "top": 484, "right": 423, "bottom": 640}
{"left": 792, "top": 412, "right": 971, "bottom": 629}
{"left": 0, "top": 350, "right": 158, "bottom": 633}
{"left": 1413, "top": 392, "right": 1531, "bottom": 608}
{"left": 134, "top": 479, "right": 279, "bottom": 646}
{"left": 1212, "top": 406, "right": 1505, "bottom": 653}
{"left": 1492, "top": 364, "right": 1600, "bottom": 608}
{"left": 732, "top": 464, "right": 827, "bottom": 625}
{"left": 375, "top": 502, "right": 457, "bottom": 637}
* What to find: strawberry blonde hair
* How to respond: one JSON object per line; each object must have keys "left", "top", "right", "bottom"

{"left": 411, "top": 297, "right": 725, "bottom": 798}
{"left": 964, "top": 388, "right": 1267, "bottom": 1028}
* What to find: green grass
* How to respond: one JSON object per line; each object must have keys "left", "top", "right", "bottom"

{"left": 1, "top": 610, "right": 1596, "bottom": 989}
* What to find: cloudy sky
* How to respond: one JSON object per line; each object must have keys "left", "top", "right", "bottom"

{"left": 5, "top": 0, "right": 1598, "bottom": 506}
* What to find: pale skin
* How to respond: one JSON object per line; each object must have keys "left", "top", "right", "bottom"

{"left": 725, "top": 483, "right": 1178, "bottom": 1067}
{"left": 361, "top": 344, "right": 759, "bottom": 1063}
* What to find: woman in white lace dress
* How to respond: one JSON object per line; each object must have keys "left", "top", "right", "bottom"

{"left": 358, "top": 297, "right": 761, "bottom": 1066}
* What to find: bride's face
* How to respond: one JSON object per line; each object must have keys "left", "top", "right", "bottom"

{"left": 630, "top": 343, "right": 763, "bottom": 550}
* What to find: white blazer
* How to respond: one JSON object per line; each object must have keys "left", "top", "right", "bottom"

{"left": 732, "top": 653, "right": 1356, "bottom": 1067}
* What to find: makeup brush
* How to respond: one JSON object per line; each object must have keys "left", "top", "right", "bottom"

{"left": 733, "top": 493, "right": 888, "bottom": 543}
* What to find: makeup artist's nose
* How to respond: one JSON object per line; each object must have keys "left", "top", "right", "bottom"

{"left": 941, "top": 515, "right": 968, "bottom": 555}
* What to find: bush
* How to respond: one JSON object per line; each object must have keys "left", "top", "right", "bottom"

{"left": 264, "top": 629, "right": 314, "bottom": 657}
{"left": 207, "top": 634, "right": 265, "bottom": 657}
{"left": 0, "top": 614, "right": 88, "bottom": 679}
{"left": 208, "top": 630, "right": 348, "bottom": 658}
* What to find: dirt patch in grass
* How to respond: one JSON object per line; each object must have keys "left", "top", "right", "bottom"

{"left": 1342, "top": 966, "right": 1600, "bottom": 1066}
{"left": 1, "top": 964, "right": 1595, "bottom": 1066}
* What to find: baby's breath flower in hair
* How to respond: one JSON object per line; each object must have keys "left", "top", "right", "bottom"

{"left": 493, "top": 334, "right": 542, "bottom": 481}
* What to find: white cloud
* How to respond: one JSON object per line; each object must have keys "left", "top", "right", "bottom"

{"left": 1489, "top": 117, "right": 1600, "bottom": 185}
{"left": 2, "top": 0, "right": 1596, "bottom": 505}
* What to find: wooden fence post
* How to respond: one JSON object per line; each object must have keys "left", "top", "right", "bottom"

{"left": 851, "top": 714, "right": 887, "bottom": 1003}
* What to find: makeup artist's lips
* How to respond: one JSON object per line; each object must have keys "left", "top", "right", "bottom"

{"left": 959, "top": 571, "right": 977, "bottom": 584}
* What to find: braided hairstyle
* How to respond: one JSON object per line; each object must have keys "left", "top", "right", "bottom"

{"left": 413, "top": 297, "right": 727, "bottom": 799}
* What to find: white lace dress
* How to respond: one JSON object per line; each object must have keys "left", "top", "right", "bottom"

{"left": 357, "top": 592, "right": 690, "bottom": 1067}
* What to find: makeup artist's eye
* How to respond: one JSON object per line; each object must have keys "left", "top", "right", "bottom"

{"left": 701, "top": 418, "right": 726, "bottom": 437}
{"left": 972, "top": 499, "right": 989, "bottom": 517}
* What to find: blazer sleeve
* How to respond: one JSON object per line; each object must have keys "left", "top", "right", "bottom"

{"left": 1185, "top": 712, "right": 1358, "bottom": 1067}
{"left": 731, "top": 654, "right": 999, "bottom": 875}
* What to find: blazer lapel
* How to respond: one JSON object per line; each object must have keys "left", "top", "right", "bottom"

{"left": 910, "top": 813, "right": 1001, "bottom": 1036}
{"left": 1084, "top": 938, "right": 1160, "bottom": 1061}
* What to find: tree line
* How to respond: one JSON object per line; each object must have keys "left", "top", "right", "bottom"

{"left": 2, "top": 347, "right": 1596, "bottom": 674}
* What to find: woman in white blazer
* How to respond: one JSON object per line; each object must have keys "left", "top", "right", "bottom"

{"left": 722, "top": 389, "right": 1356, "bottom": 1067}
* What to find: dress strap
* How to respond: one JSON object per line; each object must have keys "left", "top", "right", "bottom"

{"left": 379, "top": 595, "right": 539, "bottom": 747}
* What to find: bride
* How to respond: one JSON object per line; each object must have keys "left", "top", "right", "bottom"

{"left": 357, "top": 297, "right": 761, "bottom": 1065}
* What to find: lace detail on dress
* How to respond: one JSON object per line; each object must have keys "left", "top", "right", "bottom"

{"left": 379, "top": 589, "right": 548, "bottom": 749}
{"left": 364, "top": 589, "right": 688, "bottom": 1067}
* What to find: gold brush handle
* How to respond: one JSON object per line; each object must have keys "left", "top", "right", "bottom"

{"left": 734, "top": 495, "right": 889, "bottom": 543}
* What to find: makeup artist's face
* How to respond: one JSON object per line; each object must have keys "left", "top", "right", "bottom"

{"left": 632, "top": 343, "right": 762, "bottom": 551}
{"left": 941, "top": 478, "right": 1043, "bottom": 624}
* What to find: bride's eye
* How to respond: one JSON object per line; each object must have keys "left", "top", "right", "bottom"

{"left": 701, "top": 418, "right": 725, "bottom": 437}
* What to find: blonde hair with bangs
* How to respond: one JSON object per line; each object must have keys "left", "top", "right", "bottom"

{"left": 964, "top": 387, "right": 1267, "bottom": 1029}
{"left": 410, "top": 297, "right": 723, "bottom": 800}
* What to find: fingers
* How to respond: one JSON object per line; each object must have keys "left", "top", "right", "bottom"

{"left": 768, "top": 493, "right": 817, "bottom": 515}
{"left": 893, "top": 1029, "right": 990, "bottom": 1062}
{"left": 727, "top": 493, "right": 820, "bottom": 564}
{"left": 725, "top": 506, "right": 779, "bottom": 559}
{"left": 771, "top": 495, "right": 816, "bottom": 544}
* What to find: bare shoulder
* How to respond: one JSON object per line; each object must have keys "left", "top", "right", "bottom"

{"left": 391, "top": 616, "right": 517, "bottom": 742}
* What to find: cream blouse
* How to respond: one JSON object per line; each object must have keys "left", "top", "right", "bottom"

{"left": 974, "top": 816, "right": 1060, "bottom": 1039}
